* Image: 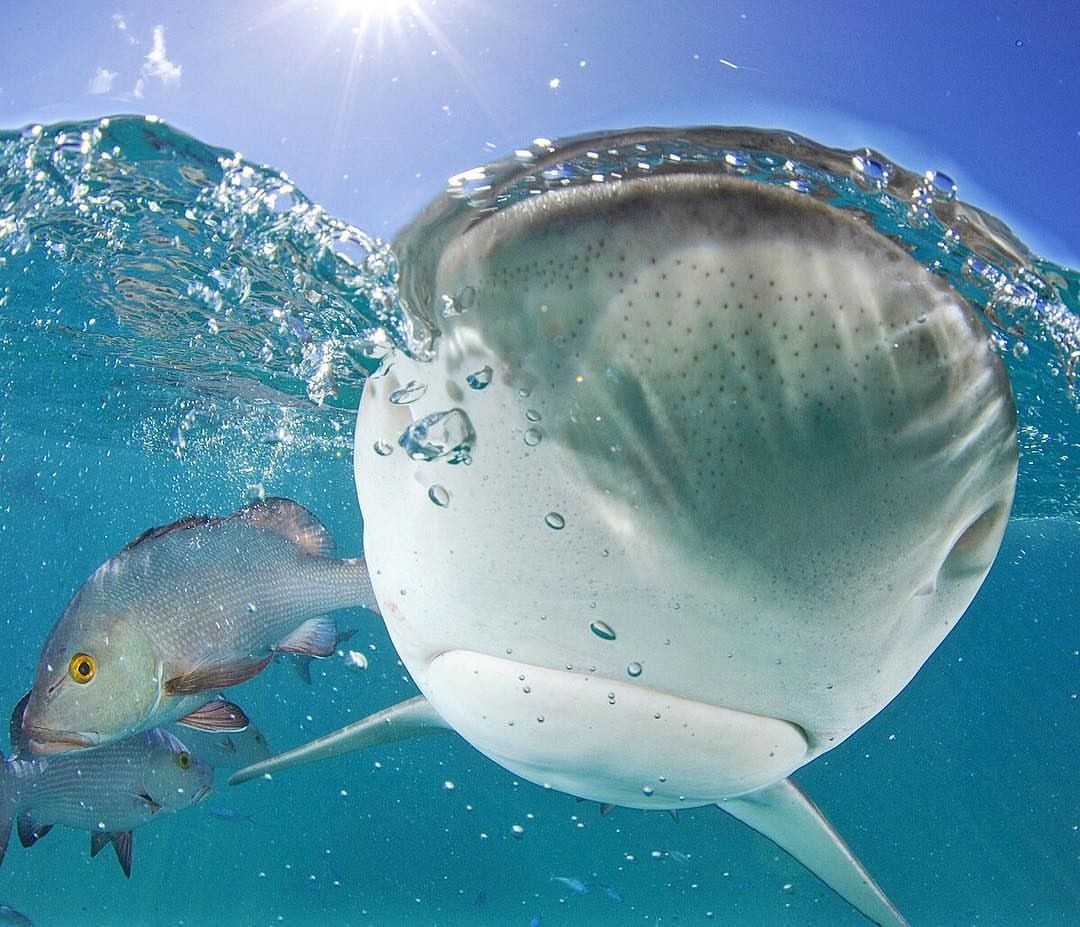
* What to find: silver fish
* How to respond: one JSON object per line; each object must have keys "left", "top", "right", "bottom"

{"left": 22, "top": 498, "right": 377, "bottom": 754}
{"left": 1, "top": 696, "right": 213, "bottom": 877}
{"left": 167, "top": 723, "right": 273, "bottom": 770}
{"left": 0, "top": 905, "right": 32, "bottom": 927}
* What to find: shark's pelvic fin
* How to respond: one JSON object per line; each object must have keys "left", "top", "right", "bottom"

{"left": 228, "top": 696, "right": 448, "bottom": 786}
{"left": 718, "top": 778, "right": 908, "bottom": 927}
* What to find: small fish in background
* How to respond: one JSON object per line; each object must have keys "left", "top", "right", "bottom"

{"left": 22, "top": 498, "right": 379, "bottom": 755}
{"left": 591, "top": 881, "right": 623, "bottom": 903}
{"left": 527, "top": 915, "right": 542, "bottom": 927}
{"left": 169, "top": 723, "right": 273, "bottom": 770}
{"left": 0, "top": 904, "right": 32, "bottom": 927}
{"left": 207, "top": 807, "right": 255, "bottom": 824}
{"left": 0, "top": 903, "right": 32, "bottom": 924}
{"left": 0, "top": 694, "right": 213, "bottom": 877}
{"left": 666, "top": 849, "right": 691, "bottom": 866}
{"left": 550, "top": 876, "right": 589, "bottom": 895}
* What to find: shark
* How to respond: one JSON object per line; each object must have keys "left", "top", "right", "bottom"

{"left": 231, "top": 128, "right": 1018, "bottom": 926}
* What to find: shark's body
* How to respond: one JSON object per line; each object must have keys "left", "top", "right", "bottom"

{"left": 233, "top": 139, "right": 1018, "bottom": 926}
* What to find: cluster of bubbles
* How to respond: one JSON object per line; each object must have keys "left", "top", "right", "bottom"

{"left": 1, "top": 116, "right": 1076, "bottom": 512}
{"left": 0, "top": 115, "right": 419, "bottom": 455}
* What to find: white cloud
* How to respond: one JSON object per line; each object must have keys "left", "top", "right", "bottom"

{"left": 112, "top": 13, "right": 137, "bottom": 44}
{"left": 87, "top": 67, "right": 119, "bottom": 94}
{"left": 142, "top": 25, "right": 182, "bottom": 86}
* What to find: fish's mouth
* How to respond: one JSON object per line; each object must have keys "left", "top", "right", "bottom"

{"left": 22, "top": 725, "right": 98, "bottom": 755}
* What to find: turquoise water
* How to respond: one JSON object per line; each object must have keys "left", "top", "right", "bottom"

{"left": 0, "top": 116, "right": 1076, "bottom": 925}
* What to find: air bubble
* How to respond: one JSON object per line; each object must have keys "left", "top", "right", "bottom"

{"left": 373, "top": 439, "right": 393, "bottom": 457}
{"left": 440, "top": 285, "right": 477, "bottom": 317}
{"left": 1012, "top": 341, "right": 1030, "bottom": 359}
{"left": 398, "top": 408, "right": 475, "bottom": 463}
{"left": 641, "top": 785, "right": 654, "bottom": 796}
{"left": 523, "top": 428, "right": 542, "bottom": 447}
{"left": 428, "top": 484, "right": 450, "bottom": 507}
{"left": 525, "top": 408, "right": 542, "bottom": 422}
{"left": 590, "top": 620, "right": 616, "bottom": 641}
{"left": 545, "top": 512, "right": 565, "bottom": 530}
{"left": 389, "top": 380, "right": 427, "bottom": 404}
{"left": 626, "top": 661, "right": 643, "bottom": 677}
{"left": 511, "top": 824, "right": 524, "bottom": 839}
{"left": 852, "top": 153, "right": 892, "bottom": 187}
{"left": 466, "top": 366, "right": 493, "bottom": 390}
{"left": 925, "top": 170, "right": 957, "bottom": 200}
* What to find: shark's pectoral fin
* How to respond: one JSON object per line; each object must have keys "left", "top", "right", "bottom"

{"left": 718, "top": 778, "right": 908, "bottom": 927}
{"left": 227, "top": 696, "right": 449, "bottom": 786}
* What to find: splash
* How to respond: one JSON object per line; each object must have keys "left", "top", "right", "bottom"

{"left": 0, "top": 116, "right": 1075, "bottom": 513}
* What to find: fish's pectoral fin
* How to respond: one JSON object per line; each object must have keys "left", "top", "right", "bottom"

{"left": 15, "top": 813, "right": 52, "bottom": 848}
{"left": 136, "top": 792, "right": 162, "bottom": 815}
{"left": 718, "top": 778, "right": 908, "bottom": 927}
{"left": 229, "top": 696, "right": 448, "bottom": 786}
{"left": 178, "top": 699, "right": 250, "bottom": 733}
{"left": 9, "top": 692, "right": 32, "bottom": 757}
{"left": 272, "top": 615, "right": 337, "bottom": 658}
{"left": 164, "top": 655, "right": 273, "bottom": 695}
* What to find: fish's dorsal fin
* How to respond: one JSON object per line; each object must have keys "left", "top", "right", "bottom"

{"left": 177, "top": 699, "right": 250, "bottom": 733}
{"left": 121, "top": 514, "right": 213, "bottom": 553}
{"left": 718, "top": 778, "right": 908, "bottom": 927}
{"left": 90, "top": 831, "right": 133, "bottom": 878}
{"left": 229, "top": 696, "right": 448, "bottom": 786}
{"left": 16, "top": 814, "right": 51, "bottom": 848}
{"left": 237, "top": 497, "right": 336, "bottom": 557}
{"left": 8, "top": 692, "right": 31, "bottom": 757}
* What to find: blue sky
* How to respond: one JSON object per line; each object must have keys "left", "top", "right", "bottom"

{"left": 2, "top": 0, "right": 1077, "bottom": 259}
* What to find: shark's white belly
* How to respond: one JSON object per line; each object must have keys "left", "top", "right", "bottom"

{"left": 355, "top": 175, "right": 1017, "bottom": 806}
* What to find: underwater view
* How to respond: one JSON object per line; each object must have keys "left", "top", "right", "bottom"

{"left": 0, "top": 3, "right": 1077, "bottom": 926}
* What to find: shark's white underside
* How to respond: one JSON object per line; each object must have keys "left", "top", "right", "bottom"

{"left": 233, "top": 172, "right": 1018, "bottom": 927}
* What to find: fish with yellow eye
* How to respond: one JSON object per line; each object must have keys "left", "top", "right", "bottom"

{"left": 21, "top": 498, "right": 378, "bottom": 754}
{"left": 1, "top": 694, "right": 213, "bottom": 876}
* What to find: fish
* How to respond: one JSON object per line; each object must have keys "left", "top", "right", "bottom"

{"left": 0, "top": 905, "right": 32, "bottom": 927}
{"left": 207, "top": 806, "right": 255, "bottom": 824}
{"left": 1, "top": 694, "right": 213, "bottom": 877}
{"left": 550, "top": 876, "right": 589, "bottom": 895}
{"left": 168, "top": 723, "right": 273, "bottom": 770}
{"left": 229, "top": 127, "right": 1018, "bottom": 927}
{"left": 591, "top": 882, "right": 623, "bottom": 902}
{"left": 22, "top": 497, "right": 378, "bottom": 754}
